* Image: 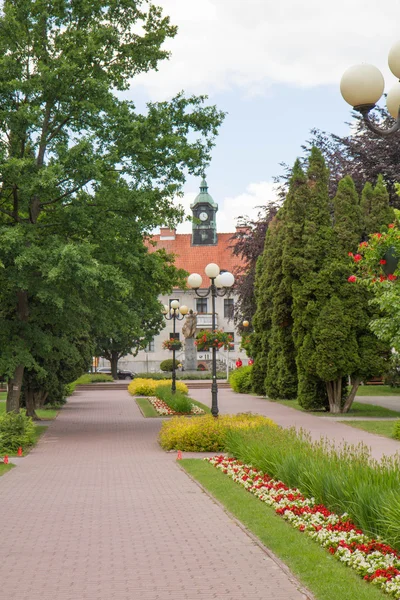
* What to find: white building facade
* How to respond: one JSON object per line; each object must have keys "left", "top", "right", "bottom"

{"left": 112, "top": 178, "right": 249, "bottom": 374}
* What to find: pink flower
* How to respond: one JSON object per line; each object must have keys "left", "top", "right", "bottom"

{"left": 353, "top": 254, "right": 362, "bottom": 262}
{"left": 388, "top": 274, "right": 397, "bottom": 281}
{"left": 348, "top": 252, "right": 354, "bottom": 257}
{"left": 348, "top": 275, "right": 357, "bottom": 283}
{"left": 359, "top": 241, "right": 368, "bottom": 248}
{"left": 379, "top": 259, "right": 387, "bottom": 265}
{"left": 388, "top": 223, "right": 395, "bottom": 228}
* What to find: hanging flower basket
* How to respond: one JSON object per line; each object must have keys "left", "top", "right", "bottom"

{"left": 195, "top": 329, "right": 233, "bottom": 352}
{"left": 162, "top": 339, "right": 183, "bottom": 351}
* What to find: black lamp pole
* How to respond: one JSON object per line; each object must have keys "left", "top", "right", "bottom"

{"left": 193, "top": 277, "right": 230, "bottom": 417}
{"left": 163, "top": 306, "right": 185, "bottom": 394}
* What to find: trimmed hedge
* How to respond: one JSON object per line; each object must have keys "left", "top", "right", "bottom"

{"left": 159, "top": 413, "right": 277, "bottom": 452}
{"left": 128, "top": 378, "right": 188, "bottom": 396}
{"left": 229, "top": 365, "right": 253, "bottom": 393}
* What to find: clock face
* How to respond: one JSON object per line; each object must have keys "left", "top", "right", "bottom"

{"left": 199, "top": 211, "right": 208, "bottom": 222}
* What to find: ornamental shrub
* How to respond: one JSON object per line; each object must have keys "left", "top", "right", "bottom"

{"left": 229, "top": 366, "right": 253, "bottom": 394}
{"left": 393, "top": 420, "right": 400, "bottom": 440}
{"left": 159, "top": 413, "right": 277, "bottom": 452}
{"left": 0, "top": 411, "right": 36, "bottom": 453}
{"left": 160, "top": 359, "right": 179, "bottom": 372}
{"left": 128, "top": 378, "right": 188, "bottom": 396}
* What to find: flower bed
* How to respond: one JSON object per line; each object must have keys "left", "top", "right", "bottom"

{"left": 148, "top": 397, "right": 204, "bottom": 416}
{"left": 207, "top": 455, "right": 400, "bottom": 599}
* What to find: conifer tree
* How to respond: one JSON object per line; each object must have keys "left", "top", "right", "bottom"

{"left": 361, "top": 175, "right": 395, "bottom": 235}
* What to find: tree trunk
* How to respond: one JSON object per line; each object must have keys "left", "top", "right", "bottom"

{"left": 326, "top": 378, "right": 342, "bottom": 413}
{"left": 111, "top": 352, "right": 119, "bottom": 380}
{"left": 7, "top": 290, "right": 29, "bottom": 413}
{"left": 342, "top": 376, "right": 361, "bottom": 413}
{"left": 6, "top": 365, "right": 24, "bottom": 413}
{"left": 24, "top": 388, "right": 40, "bottom": 420}
{"left": 34, "top": 391, "right": 48, "bottom": 409}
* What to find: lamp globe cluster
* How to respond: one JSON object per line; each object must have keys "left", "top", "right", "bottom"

{"left": 188, "top": 263, "right": 235, "bottom": 289}
{"left": 340, "top": 40, "right": 400, "bottom": 118}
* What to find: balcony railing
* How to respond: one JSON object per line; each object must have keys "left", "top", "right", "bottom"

{"left": 196, "top": 313, "right": 218, "bottom": 328}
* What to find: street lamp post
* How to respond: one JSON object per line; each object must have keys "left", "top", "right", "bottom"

{"left": 340, "top": 40, "right": 400, "bottom": 137}
{"left": 187, "top": 263, "right": 235, "bottom": 417}
{"left": 162, "top": 301, "right": 188, "bottom": 393}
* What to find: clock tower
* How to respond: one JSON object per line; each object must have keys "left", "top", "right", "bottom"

{"left": 191, "top": 176, "right": 218, "bottom": 246}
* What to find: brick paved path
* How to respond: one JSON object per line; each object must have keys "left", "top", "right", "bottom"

{"left": 0, "top": 390, "right": 309, "bottom": 600}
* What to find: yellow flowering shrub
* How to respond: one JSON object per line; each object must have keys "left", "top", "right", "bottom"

{"left": 159, "top": 413, "right": 277, "bottom": 452}
{"left": 128, "top": 378, "right": 188, "bottom": 396}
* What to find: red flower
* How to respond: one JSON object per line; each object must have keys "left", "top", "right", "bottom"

{"left": 348, "top": 275, "right": 357, "bottom": 283}
{"left": 353, "top": 254, "right": 362, "bottom": 262}
{"left": 359, "top": 241, "right": 368, "bottom": 248}
{"left": 380, "top": 275, "right": 387, "bottom": 282}
{"left": 374, "top": 233, "right": 382, "bottom": 239}
{"left": 348, "top": 252, "right": 354, "bottom": 257}
{"left": 388, "top": 223, "right": 395, "bottom": 228}
{"left": 379, "top": 259, "right": 387, "bottom": 265}
{"left": 388, "top": 274, "right": 397, "bottom": 281}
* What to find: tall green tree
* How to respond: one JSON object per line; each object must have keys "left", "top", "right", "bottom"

{"left": 0, "top": 0, "right": 224, "bottom": 411}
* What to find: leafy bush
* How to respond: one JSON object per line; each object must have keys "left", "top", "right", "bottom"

{"left": 229, "top": 365, "right": 253, "bottom": 393}
{"left": 64, "top": 382, "right": 76, "bottom": 397}
{"left": 155, "top": 386, "right": 193, "bottom": 414}
{"left": 225, "top": 425, "right": 400, "bottom": 550}
{"left": 74, "top": 374, "right": 114, "bottom": 384}
{"left": 159, "top": 414, "right": 276, "bottom": 452}
{"left": 384, "top": 353, "right": 400, "bottom": 387}
{"left": 393, "top": 420, "right": 400, "bottom": 440}
{"left": 0, "top": 411, "right": 36, "bottom": 453}
{"left": 160, "top": 359, "right": 179, "bottom": 372}
{"left": 128, "top": 378, "right": 188, "bottom": 396}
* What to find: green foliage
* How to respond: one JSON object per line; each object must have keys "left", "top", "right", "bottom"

{"left": 159, "top": 414, "right": 276, "bottom": 452}
{"left": 0, "top": 0, "right": 225, "bottom": 412}
{"left": 384, "top": 354, "right": 400, "bottom": 387}
{"left": 155, "top": 386, "right": 193, "bottom": 414}
{"left": 0, "top": 411, "right": 36, "bottom": 453}
{"left": 393, "top": 420, "right": 400, "bottom": 440}
{"left": 225, "top": 426, "right": 400, "bottom": 550}
{"left": 195, "top": 329, "right": 233, "bottom": 351}
{"left": 135, "top": 372, "right": 227, "bottom": 380}
{"left": 229, "top": 366, "right": 253, "bottom": 393}
{"left": 160, "top": 359, "right": 179, "bottom": 372}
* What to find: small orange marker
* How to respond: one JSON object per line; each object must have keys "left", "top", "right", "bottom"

{"left": 17, "top": 447, "right": 23, "bottom": 456}
{"left": 177, "top": 450, "right": 182, "bottom": 460}
{"left": 3, "top": 455, "right": 8, "bottom": 464}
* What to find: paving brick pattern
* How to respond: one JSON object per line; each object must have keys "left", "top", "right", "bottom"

{"left": 0, "top": 390, "right": 308, "bottom": 600}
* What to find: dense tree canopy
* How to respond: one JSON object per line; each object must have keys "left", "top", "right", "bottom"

{"left": 0, "top": 0, "right": 225, "bottom": 411}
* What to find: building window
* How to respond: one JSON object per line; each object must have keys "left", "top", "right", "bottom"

{"left": 224, "top": 298, "right": 234, "bottom": 319}
{"left": 145, "top": 339, "right": 155, "bottom": 352}
{"left": 196, "top": 298, "right": 208, "bottom": 313}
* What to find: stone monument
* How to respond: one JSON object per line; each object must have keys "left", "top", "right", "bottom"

{"left": 182, "top": 310, "right": 197, "bottom": 371}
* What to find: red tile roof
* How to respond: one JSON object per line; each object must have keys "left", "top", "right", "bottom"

{"left": 147, "top": 233, "right": 246, "bottom": 287}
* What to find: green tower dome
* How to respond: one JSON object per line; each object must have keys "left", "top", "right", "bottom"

{"left": 190, "top": 176, "right": 218, "bottom": 208}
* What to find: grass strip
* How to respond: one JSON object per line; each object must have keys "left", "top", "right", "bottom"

{"left": 343, "top": 420, "right": 399, "bottom": 439}
{"left": 135, "top": 397, "right": 210, "bottom": 418}
{"left": 356, "top": 385, "right": 400, "bottom": 396}
{"left": 181, "top": 459, "right": 387, "bottom": 600}
{"left": 0, "top": 463, "right": 14, "bottom": 476}
{"left": 135, "top": 397, "right": 159, "bottom": 418}
{"left": 274, "top": 398, "right": 400, "bottom": 418}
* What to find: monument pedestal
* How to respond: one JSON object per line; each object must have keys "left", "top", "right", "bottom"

{"left": 184, "top": 337, "right": 197, "bottom": 371}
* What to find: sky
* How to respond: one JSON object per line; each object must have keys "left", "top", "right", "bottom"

{"left": 128, "top": 0, "right": 400, "bottom": 233}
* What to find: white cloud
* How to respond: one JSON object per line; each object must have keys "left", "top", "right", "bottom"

{"left": 131, "top": 0, "right": 400, "bottom": 100}
{"left": 173, "top": 180, "right": 278, "bottom": 234}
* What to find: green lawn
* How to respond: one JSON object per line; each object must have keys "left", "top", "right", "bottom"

{"left": 274, "top": 398, "right": 400, "bottom": 418}
{"left": 135, "top": 397, "right": 210, "bottom": 418}
{"left": 181, "top": 459, "right": 387, "bottom": 600}
{"left": 0, "top": 462, "right": 14, "bottom": 476}
{"left": 343, "top": 420, "right": 400, "bottom": 440}
{"left": 0, "top": 391, "right": 6, "bottom": 401}
{"left": 0, "top": 401, "right": 59, "bottom": 420}
{"left": 356, "top": 385, "right": 400, "bottom": 396}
